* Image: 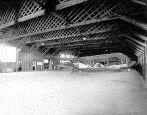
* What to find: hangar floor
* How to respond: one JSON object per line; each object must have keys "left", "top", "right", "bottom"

{"left": 0, "top": 70, "right": 147, "bottom": 115}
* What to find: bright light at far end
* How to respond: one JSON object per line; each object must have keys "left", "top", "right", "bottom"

{"left": 0, "top": 44, "right": 16, "bottom": 62}
{"left": 83, "top": 37, "right": 86, "bottom": 40}
{"left": 44, "top": 59, "right": 49, "bottom": 63}
{"left": 60, "top": 54, "right": 65, "bottom": 58}
{"left": 60, "top": 53, "right": 74, "bottom": 59}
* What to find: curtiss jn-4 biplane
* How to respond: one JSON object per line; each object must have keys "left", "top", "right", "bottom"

{"left": 57, "top": 55, "right": 136, "bottom": 72}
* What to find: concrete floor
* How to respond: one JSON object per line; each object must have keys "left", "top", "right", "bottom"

{"left": 0, "top": 69, "right": 147, "bottom": 115}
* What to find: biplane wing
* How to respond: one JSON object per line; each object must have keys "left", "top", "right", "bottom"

{"left": 66, "top": 62, "right": 81, "bottom": 70}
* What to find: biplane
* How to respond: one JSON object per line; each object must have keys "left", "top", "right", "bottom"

{"left": 61, "top": 60, "right": 136, "bottom": 72}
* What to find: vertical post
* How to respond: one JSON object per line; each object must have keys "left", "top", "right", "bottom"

{"left": 143, "top": 46, "right": 146, "bottom": 80}
{"left": 16, "top": 48, "right": 18, "bottom": 72}
{"left": 144, "top": 44, "right": 147, "bottom": 85}
{"left": 106, "top": 58, "right": 109, "bottom": 66}
{"left": 121, "top": 59, "right": 123, "bottom": 64}
{"left": 138, "top": 55, "right": 140, "bottom": 64}
{"left": 126, "top": 58, "right": 128, "bottom": 64}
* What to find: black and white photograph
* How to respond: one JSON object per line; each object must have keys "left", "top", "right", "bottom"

{"left": 0, "top": 0, "right": 147, "bottom": 115}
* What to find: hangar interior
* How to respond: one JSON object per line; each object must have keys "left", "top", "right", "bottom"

{"left": 0, "top": 0, "right": 146, "bottom": 76}
{"left": 0, "top": 0, "right": 147, "bottom": 114}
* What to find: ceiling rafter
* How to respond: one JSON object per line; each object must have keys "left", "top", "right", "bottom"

{"left": 46, "top": 40, "right": 113, "bottom": 48}
{"left": 0, "top": 0, "right": 146, "bottom": 57}
{"left": 30, "top": 0, "right": 45, "bottom": 7}
{"left": 135, "top": 34, "right": 147, "bottom": 41}
{"left": 0, "top": 0, "right": 125, "bottom": 40}
{"left": 126, "top": 40, "right": 143, "bottom": 56}
{"left": 4, "top": 19, "right": 120, "bottom": 44}
{"left": 40, "top": 31, "right": 121, "bottom": 46}
{"left": 0, "top": 0, "right": 91, "bottom": 31}
{"left": 131, "top": 0, "right": 147, "bottom": 6}
{"left": 123, "top": 34, "right": 147, "bottom": 47}
{"left": 129, "top": 45, "right": 142, "bottom": 55}
{"left": 30, "top": 0, "right": 70, "bottom": 23}
{"left": 42, "top": 48, "right": 51, "bottom": 55}
{"left": 28, "top": 27, "right": 120, "bottom": 43}
{"left": 0, "top": 0, "right": 43, "bottom": 29}
{"left": 67, "top": 44, "right": 127, "bottom": 52}
{"left": 44, "top": 36, "right": 121, "bottom": 50}
{"left": 125, "top": 39, "right": 143, "bottom": 50}
{"left": 1, "top": 16, "right": 120, "bottom": 42}
{"left": 120, "top": 16, "right": 147, "bottom": 31}
{"left": 0, "top": 0, "right": 144, "bottom": 32}
{"left": 57, "top": 45, "right": 125, "bottom": 52}
{"left": 56, "top": 0, "right": 89, "bottom": 10}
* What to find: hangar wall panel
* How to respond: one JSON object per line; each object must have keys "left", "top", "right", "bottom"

{"left": 0, "top": 62, "right": 16, "bottom": 72}
{"left": 18, "top": 46, "right": 44, "bottom": 71}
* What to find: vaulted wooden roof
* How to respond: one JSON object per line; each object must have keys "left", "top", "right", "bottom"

{"left": 0, "top": 0, "right": 146, "bottom": 57}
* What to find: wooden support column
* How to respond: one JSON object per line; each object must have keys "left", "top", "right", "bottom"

{"left": 143, "top": 46, "right": 146, "bottom": 79}
{"left": 16, "top": 48, "right": 19, "bottom": 72}
{"left": 106, "top": 58, "right": 109, "bottom": 66}
{"left": 126, "top": 58, "right": 128, "bottom": 64}
{"left": 144, "top": 43, "right": 147, "bottom": 85}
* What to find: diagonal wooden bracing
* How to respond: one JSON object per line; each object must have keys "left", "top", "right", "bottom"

{"left": 41, "top": 31, "right": 121, "bottom": 47}
{"left": 0, "top": 0, "right": 88, "bottom": 30}
{"left": 131, "top": 0, "right": 147, "bottom": 6}
{"left": 120, "top": 16, "right": 147, "bottom": 31}
{"left": 42, "top": 36, "right": 123, "bottom": 52}
{"left": 126, "top": 39, "right": 143, "bottom": 51}
{"left": 124, "top": 34, "right": 147, "bottom": 47}
{"left": 27, "top": 21, "right": 121, "bottom": 43}
{"left": 1, "top": 0, "right": 143, "bottom": 41}
{"left": 0, "top": 1, "right": 120, "bottom": 40}
{"left": 0, "top": 0, "right": 145, "bottom": 57}
{"left": 126, "top": 39, "right": 143, "bottom": 55}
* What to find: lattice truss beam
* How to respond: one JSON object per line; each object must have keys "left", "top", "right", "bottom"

{"left": 38, "top": 34, "right": 124, "bottom": 54}
{"left": 58, "top": 0, "right": 72, "bottom": 4}
{"left": 29, "top": 20, "right": 121, "bottom": 43}
{"left": 43, "top": 30, "right": 121, "bottom": 47}
{"left": 126, "top": 40, "right": 143, "bottom": 56}
{"left": 0, "top": 0, "right": 76, "bottom": 29}
{"left": 0, "top": 0, "right": 45, "bottom": 28}
{"left": 0, "top": 0, "right": 145, "bottom": 57}
{"left": 41, "top": 38, "right": 126, "bottom": 55}
{"left": 29, "top": 31, "right": 121, "bottom": 54}
{"left": 0, "top": 0, "right": 144, "bottom": 42}
{"left": 121, "top": 33, "right": 146, "bottom": 56}
{"left": 47, "top": 37, "right": 123, "bottom": 49}
{"left": 33, "top": 30, "right": 122, "bottom": 53}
